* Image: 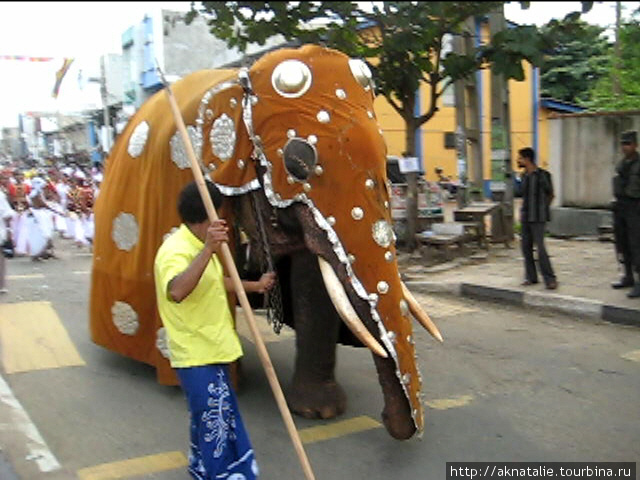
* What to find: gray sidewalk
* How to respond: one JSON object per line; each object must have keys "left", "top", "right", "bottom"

{"left": 399, "top": 235, "right": 640, "bottom": 327}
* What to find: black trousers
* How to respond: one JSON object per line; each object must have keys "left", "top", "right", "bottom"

{"left": 521, "top": 221, "right": 556, "bottom": 285}
{"left": 613, "top": 199, "right": 640, "bottom": 274}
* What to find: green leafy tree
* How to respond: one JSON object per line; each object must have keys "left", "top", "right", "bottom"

{"left": 539, "top": 14, "right": 610, "bottom": 104}
{"left": 588, "top": 16, "right": 640, "bottom": 110}
{"left": 185, "top": 1, "right": 585, "bottom": 250}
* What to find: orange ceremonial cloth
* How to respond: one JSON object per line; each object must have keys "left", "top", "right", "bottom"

{"left": 89, "top": 70, "right": 237, "bottom": 385}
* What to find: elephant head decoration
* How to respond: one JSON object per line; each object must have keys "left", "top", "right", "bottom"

{"left": 90, "top": 45, "right": 442, "bottom": 440}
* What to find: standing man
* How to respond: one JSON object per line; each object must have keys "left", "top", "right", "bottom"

{"left": 154, "top": 180, "right": 275, "bottom": 480}
{"left": 611, "top": 130, "right": 640, "bottom": 298}
{"left": 517, "top": 147, "right": 558, "bottom": 290}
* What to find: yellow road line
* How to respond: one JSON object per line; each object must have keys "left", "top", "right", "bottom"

{"left": 621, "top": 349, "right": 640, "bottom": 362}
{"left": 426, "top": 394, "right": 474, "bottom": 410}
{"left": 298, "top": 415, "right": 381, "bottom": 444}
{"left": 0, "top": 301, "right": 85, "bottom": 373}
{"left": 7, "top": 274, "right": 45, "bottom": 280}
{"left": 76, "top": 451, "right": 188, "bottom": 480}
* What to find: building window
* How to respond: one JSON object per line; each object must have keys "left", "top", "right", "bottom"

{"left": 444, "top": 132, "right": 456, "bottom": 149}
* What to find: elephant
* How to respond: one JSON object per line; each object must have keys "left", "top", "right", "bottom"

{"left": 89, "top": 44, "right": 442, "bottom": 440}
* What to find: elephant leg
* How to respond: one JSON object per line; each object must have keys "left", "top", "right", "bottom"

{"left": 286, "top": 251, "right": 346, "bottom": 419}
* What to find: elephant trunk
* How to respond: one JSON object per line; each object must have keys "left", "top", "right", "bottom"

{"left": 372, "top": 353, "right": 417, "bottom": 440}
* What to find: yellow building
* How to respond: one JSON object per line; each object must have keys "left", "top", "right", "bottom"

{"left": 374, "top": 17, "right": 583, "bottom": 197}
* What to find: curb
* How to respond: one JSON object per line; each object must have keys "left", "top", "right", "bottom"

{"left": 405, "top": 281, "right": 639, "bottom": 328}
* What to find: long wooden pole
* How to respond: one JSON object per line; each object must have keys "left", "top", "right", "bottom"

{"left": 159, "top": 69, "right": 316, "bottom": 480}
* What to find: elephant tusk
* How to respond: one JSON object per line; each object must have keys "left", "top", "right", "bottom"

{"left": 317, "top": 257, "right": 388, "bottom": 358}
{"left": 401, "top": 282, "right": 444, "bottom": 343}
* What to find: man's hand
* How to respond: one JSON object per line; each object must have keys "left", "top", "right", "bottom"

{"left": 204, "top": 219, "right": 229, "bottom": 254}
{"left": 256, "top": 271, "right": 277, "bottom": 293}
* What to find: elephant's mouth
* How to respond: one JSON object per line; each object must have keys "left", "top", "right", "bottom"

{"left": 317, "top": 256, "right": 442, "bottom": 356}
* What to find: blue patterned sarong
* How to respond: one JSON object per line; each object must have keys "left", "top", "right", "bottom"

{"left": 177, "top": 364, "right": 259, "bottom": 480}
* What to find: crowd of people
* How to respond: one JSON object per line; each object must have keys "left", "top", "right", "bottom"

{"left": 0, "top": 163, "right": 102, "bottom": 275}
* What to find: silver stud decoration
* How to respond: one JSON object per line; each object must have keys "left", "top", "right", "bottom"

{"left": 407, "top": 334, "right": 414, "bottom": 345}
{"left": 387, "top": 331, "right": 397, "bottom": 344}
{"left": 112, "top": 301, "right": 139, "bottom": 336}
{"left": 251, "top": 96, "right": 258, "bottom": 106}
{"left": 349, "top": 59, "right": 373, "bottom": 91}
{"left": 303, "top": 183, "right": 311, "bottom": 192}
{"left": 170, "top": 126, "right": 201, "bottom": 170}
{"left": 287, "top": 129, "right": 296, "bottom": 139}
{"left": 271, "top": 59, "right": 313, "bottom": 98}
{"left": 156, "top": 327, "right": 170, "bottom": 359}
{"left": 307, "top": 135, "right": 318, "bottom": 145}
{"left": 377, "top": 281, "right": 389, "bottom": 294}
{"left": 127, "top": 121, "right": 149, "bottom": 158}
{"left": 287, "top": 175, "right": 295, "bottom": 185}
{"left": 317, "top": 110, "right": 330, "bottom": 124}
{"left": 351, "top": 207, "right": 364, "bottom": 220}
{"left": 348, "top": 254, "right": 356, "bottom": 264}
{"left": 277, "top": 148, "right": 284, "bottom": 157}
{"left": 367, "top": 111, "right": 374, "bottom": 119}
{"left": 230, "top": 98, "right": 238, "bottom": 108}
{"left": 210, "top": 114, "right": 236, "bottom": 161}
{"left": 327, "top": 216, "right": 336, "bottom": 226}
{"left": 369, "top": 293, "right": 379, "bottom": 304}
{"left": 335, "top": 89, "right": 346, "bottom": 99}
{"left": 402, "top": 373, "right": 411, "bottom": 385}
{"left": 237, "top": 159, "right": 246, "bottom": 169}
{"left": 112, "top": 212, "right": 139, "bottom": 251}
{"left": 399, "top": 299, "right": 409, "bottom": 316}
{"left": 385, "top": 251, "right": 394, "bottom": 262}
{"left": 372, "top": 220, "right": 394, "bottom": 248}
{"left": 365, "top": 179, "right": 375, "bottom": 190}
{"left": 314, "top": 165, "right": 324, "bottom": 176}
{"left": 205, "top": 108, "right": 214, "bottom": 119}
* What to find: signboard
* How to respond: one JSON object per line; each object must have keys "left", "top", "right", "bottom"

{"left": 398, "top": 156, "right": 421, "bottom": 174}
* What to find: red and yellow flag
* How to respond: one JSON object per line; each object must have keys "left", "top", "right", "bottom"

{"left": 52, "top": 57, "right": 74, "bottom": 98}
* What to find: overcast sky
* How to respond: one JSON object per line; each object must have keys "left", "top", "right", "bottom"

{"left": 0, "top": 1, "right": 638, "bottom": 130}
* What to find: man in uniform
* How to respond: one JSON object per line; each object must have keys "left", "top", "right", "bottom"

{"left": 611, "top": 130, "right": 640, "bottom": 298}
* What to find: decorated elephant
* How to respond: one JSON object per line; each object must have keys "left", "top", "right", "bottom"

{"left": 89, "top": 44, "right": 442, "bottom": 440}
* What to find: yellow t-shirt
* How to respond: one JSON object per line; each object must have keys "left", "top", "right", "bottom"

{"left": 154, "top": 224, "right": 242, "bottom": 368}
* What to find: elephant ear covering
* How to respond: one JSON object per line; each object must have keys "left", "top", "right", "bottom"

{"left": 205, "top": 45, "right": 425, "bottom": 433}
{"left": 89, "top": 69, "right": 239, "bottom": 385}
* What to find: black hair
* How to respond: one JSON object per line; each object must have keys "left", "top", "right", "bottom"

{"left": 518, "top": 147, "right": 536, "bottom": 164}
{"left": 177, "top": 180, "right": 223, "bottom": 224}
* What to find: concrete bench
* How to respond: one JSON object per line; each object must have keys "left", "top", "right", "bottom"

{"left": 416, "top": 222, "right": 468, "bottom": 260}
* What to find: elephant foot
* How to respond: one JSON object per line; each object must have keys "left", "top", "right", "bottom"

{"left": 287, "top": 380, "right": 347, "bottom": 420}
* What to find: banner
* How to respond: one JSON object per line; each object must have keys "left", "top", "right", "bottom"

{"left": 0, "top": 55, "right": 54, "bottom": 62}
{"left": 52, "top": 58, "right": 74, "bottom": 98}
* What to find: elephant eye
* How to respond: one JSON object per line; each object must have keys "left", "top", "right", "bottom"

{"left": 271, "top": 60, "right": 312, "bottom": 98}
{"left": 283, "top": 138, "right": 317, "bottom": 181}
{"left": 348, "top": 59, "right": 374, "bottom": 91}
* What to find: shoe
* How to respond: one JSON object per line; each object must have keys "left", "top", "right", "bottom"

{"left": 627, "top": 284, "right": 640, "bottom": 298}
{"left": 612, "top": 277, "right": 634, "bottom": 289}
{"left": 546, "top": 280, "right": 558, "bottom": 290}
{"left": 521, "top": 280, "right": 538, "bottom": 286}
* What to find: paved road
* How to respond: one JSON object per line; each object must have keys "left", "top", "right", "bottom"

{"left": 0, "top": 238, "right": 638, "bottom": 479}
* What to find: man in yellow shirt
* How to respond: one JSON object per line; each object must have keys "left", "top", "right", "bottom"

{"left": 154, "top": 180, "right": 275, "bottom": 480}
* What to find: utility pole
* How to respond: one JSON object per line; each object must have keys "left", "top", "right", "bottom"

{"left": 613, "top": 1, "right": 622, "bottom": 98}
{"left": 488, "top": 7, "right": 514, "bottom": 244}
{"left": 453, "top": 17, "right": 483, "bottom": 205}
{"left": 100, "top": 55, "right": 111, "bottom": 154}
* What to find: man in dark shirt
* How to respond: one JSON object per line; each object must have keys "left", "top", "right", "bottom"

{"left": 517, "top": 147, "right": 558, "bottom": 290}
{"left": 611, "top": 130, "right": 640, "bottom": 298}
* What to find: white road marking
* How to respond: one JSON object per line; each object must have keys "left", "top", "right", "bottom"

{"left": 0, "top": 373, "right": 60, "bottom": 472}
